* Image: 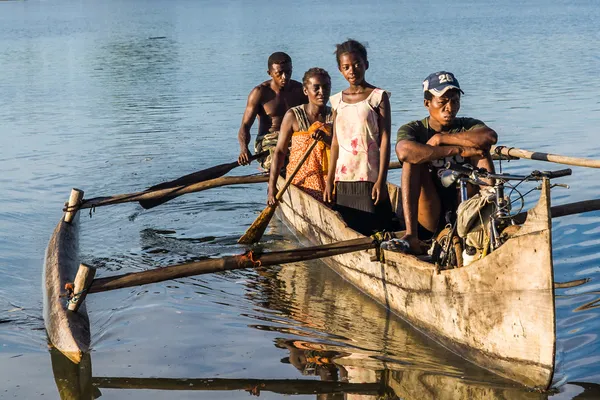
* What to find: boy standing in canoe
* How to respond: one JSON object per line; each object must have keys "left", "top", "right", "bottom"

{"left": 237, "top": 52, "right": 307, "bottom": 170}
{"left": 395, "top": 71, "right": 498, "bottom": 254}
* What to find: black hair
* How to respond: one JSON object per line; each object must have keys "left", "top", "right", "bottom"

{"left": 268, "top": 52, "right": 292, "bottom": 70}
{"left": 334, "top": 39, "right": 367, "bottom": 66}
{"left": 302, "top": 67, "right": 331, "bottom": 86}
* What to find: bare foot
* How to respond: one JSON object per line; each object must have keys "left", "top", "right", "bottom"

{"left": 401, "top": 234, "right": 426, "bottom": 255}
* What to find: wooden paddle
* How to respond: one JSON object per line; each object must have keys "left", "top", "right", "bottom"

{"left": 80, "top": 232, "right": 400, "bottom": 294}
{"left": 75, "top": 155, "right": 501, "bottom": 211}
{"left": 492, "top": 145, "right": 600, "bottom": 168}
{"left": 139, "top": 151, "right": 268, "bottom": 209}
{"left": 79, "top": 174, "right": 269, "bottom": 210}
{"left": 238, "top": 138, "right": 320, "bottom": 244}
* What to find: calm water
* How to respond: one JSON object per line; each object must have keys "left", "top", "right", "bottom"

{"left": 1, "top": 0, "right": 600, "bottom": 398}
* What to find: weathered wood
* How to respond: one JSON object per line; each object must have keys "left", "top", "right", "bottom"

{"left": 555, "top": 278, "right": 589, "bottom": 289}
{"left": 80, "top": 174, "right": 268, "bottom": 209}
{"left": 139, "top": 151, "right": 268, "bottom": 209}
{"left": 238, "top": 138, "right": 320, "bottom": 244}
{"left": 67, "top": 264, "right": 96, "bottom": 313}
{"left": 86, "top": 234, "right": 392, "bottom": 294}
{"left": 64, "top": 189, "right": 84, "bottom": 224}
{"left": 44, "top": 211, "right": 90, "bottom": 364}
{"left": 276, "top": 176, "right": 556, "bottom": 389}
{"left": 513, "top": 198, "right": 600, "bottom": 224}
{"left": 492, "top": 145, "right": 600, "bottom": 168}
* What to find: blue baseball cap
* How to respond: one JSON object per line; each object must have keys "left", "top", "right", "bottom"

{"left": 423, "top": 71, "right": 464, "bottom": 97}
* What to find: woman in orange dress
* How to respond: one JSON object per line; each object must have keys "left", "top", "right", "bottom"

{"left": 267, "top": 68, "right": 333, "bottom": 204}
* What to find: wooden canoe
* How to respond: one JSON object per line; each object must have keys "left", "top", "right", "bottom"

{"left": 43, "top": 203, "right": 91, "bottom": 364}
{"left": 276, "top": 177, "right": 556, "bottom": 389}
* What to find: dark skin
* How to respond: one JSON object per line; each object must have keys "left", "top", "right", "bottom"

{"left": 267, "top": 75, "right": 332, "bottom": 205}
{"left": 395, "top": 89, "right": 498, "bottom": 254}
{"left": 238, "top": 61, "right": 307, "bottom": 165}
{"left": 324, "top": 52, "right": 392, "bottom": 205}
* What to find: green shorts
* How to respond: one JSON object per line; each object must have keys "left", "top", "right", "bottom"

{"left": 255, "top": 131, "right": 279, "bottom": 171}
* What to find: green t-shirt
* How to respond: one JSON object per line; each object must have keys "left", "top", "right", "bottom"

{"left": 396, "top": 117, "right": 488, "bottom": 169}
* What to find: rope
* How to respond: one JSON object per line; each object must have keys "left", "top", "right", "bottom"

{"left": 62, "top": 198, "right": 83, "bottom": 213}
{"left": 370, "top": 231, "right": 390, "bottom": 262}
{"left": 60, "top": 281, "right": 90, "bottom": 307}
{"left": 494, "top": 145, "right": 505, "bottom": 156}
{"left": 66, "top": 288, "right": 88, "bottom": 308}
{"left": 241, "top": 250, "right": 262, "bottom": 267}
{"left": 59, "top": 282, "right": 74, "bottom": 298}
{"left": 370, "top": 231, "right": 388, "bottom": 246}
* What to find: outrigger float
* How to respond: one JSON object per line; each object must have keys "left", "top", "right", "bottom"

{"left": 43, "top": 145, "right": 600, "bottom": 390}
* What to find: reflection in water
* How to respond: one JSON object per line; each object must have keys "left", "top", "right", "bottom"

{"left": 49, "top": 349, "right": 98, "bottom": 400}
{"left": 573, "top": 294, "right": 600, "bottom": 312}
{"left": 240, "top": 259, "right": 549, "bottom": 400}
{"left": 49, "top": 349, "right": 541, "bottom": 400}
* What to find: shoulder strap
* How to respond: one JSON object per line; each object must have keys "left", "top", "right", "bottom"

{"left": 330, "top": 92, "right": 342, "bottom": 110}
{"left": 325, "top": 106, "right": 333, "bottom": 124}
{"left": 367, "top": 88, "right": 389, "bottom": 109}
{"left": 291, "top": 105, "right": 311, "bottom": 132}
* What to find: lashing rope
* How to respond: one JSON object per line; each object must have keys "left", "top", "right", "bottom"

{"left": 66, "top": 288, "right": 88, "bottom": 308}
{"left": 61, "top": 282, "right": 89, "bottom": 307}
{"left": 241, "top": 250, "right": 262, "bottom": 267}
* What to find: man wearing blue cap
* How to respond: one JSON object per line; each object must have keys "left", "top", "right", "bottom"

{"left": 395, "top": 71, "right": 497, "bottom": 254}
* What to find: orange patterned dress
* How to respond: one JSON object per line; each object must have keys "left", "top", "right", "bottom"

{"left": 286, "top": 105, "right": 333, "bottom": 202}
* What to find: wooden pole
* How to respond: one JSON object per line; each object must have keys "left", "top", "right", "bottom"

{"left": 67, "top": 264, "right": 97, "bottom": 313}
{"left": 238, "top": 139, "right": 320, "bottom": 244}
{"left": 64, "top": 189, "right": 84, "bottom": 224}
{"left": 492, "top": 145, "right": 600, "bottom": 168}
{"left": 512, "top": 199, "right": 600, "bottom": 224}
{"left": 87, "top": 233, "right": 398, "bottom": 294}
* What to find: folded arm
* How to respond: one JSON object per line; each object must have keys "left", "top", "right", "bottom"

{"left": 396, "top": 140, "right": 482, "bottom": 165}
{"left": 428, "top": 127, "right": 498, "bottom": 150}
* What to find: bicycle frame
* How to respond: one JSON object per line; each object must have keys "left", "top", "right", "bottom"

{"left": 436, "top": 163, "right": 572, "bottom": 269}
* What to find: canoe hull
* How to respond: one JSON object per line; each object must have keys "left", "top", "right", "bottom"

{"left": 276, "top": 178, "right": 555, "bottom": 389}
{"left": 43, "top": 212, "right": 90, "bottom": 364}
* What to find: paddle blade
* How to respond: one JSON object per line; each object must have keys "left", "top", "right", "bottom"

{"left": 238, "top": 204, "right": 277, "bottom": 244}
{"left": 139, "top": 194, "right": 178, "bottom": 210}
{"left": 139, "top": 151, "right": 269, "bottom": 210}
{"left": 147, "top": 161, "right": 239, "bottom": 192}
{"left": 138, "top": 162, "right": 239, "bottom": 209}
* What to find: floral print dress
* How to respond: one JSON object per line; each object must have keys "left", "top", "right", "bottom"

{"left": 330, "top": 88, "right": 388, "bottom": 184}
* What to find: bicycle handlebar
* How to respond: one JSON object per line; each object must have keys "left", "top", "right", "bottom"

{"left": 531, "top": 168, "right": 572, "bottom": 179}
{"left": 444, "top": 162, "right": 572, "bottom": 182}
